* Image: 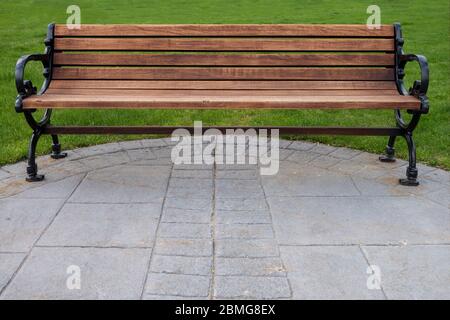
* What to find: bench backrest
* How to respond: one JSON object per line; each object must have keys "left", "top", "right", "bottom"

{"left": 51, "top": 24, "right": 396, "bottom": 91}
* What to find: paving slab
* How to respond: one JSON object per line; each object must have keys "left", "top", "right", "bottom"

{"left": 1, "top": 247, "right": 150, "bottom": 300}
{"left": 150, "top": 255, "right": 212, "bottom": 276}
{"left": 280, "top": 246, "right": 384, "bottom": 299}
{"left": 0, "top": 253, "right": 25, "bottom": 293}
{"left": 0, "top": 199, "right": 63, "bottom": 252}
{"left": 69, "top": 165, "right": 170, "bottom": 203}
{"left": 214, "top": 276, "right": 291, "bottom": 299}
{"left": 362, "top": 245, "right": 450, "bottom": 299}
{"left": 268, "top": 196, "right": 450, "bottom": 245}
{"left": 38, "top": 203, "right": 161, "bottom": 247}
{"left": 145, "top": 273, "right": 210, "bottom": 298}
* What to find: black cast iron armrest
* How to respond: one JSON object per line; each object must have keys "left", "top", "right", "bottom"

{"left": 399, "top": 54, "right": 429, "bottom": 97}
{"left": 15, "top": 53, "right": 50, "bottom": 112}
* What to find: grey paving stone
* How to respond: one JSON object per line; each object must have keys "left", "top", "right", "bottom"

{"left": 0, "top": 253, "right": 25, "bottom": 293}
{"left": 216, "top": 224, "right": 274, "bottom": 239}
{"left": 38, "top": 203, "right": 161, "bottom": 247}
{"left": 351, "top": 176, "right": 410, "bottom": 196}
{"left": 145, "top": 273, "right": 210, "bottom": 297}
{"left": 216, "top": 239, "right": 279, "bottom": 258}
{"left": 150, "top": 255, "right": 212, "bottom": 276}
{"left": 310, "top": 144, "right": 337, "bottom": 155}
{"left": 173, "top": 163, "right": 214, "bottom": 170}
{"left": 216, "top": 163, "right": 259, "bottom": 171}
{"left": 215, "top": 198, "right": 269, "bottom": 211}
{"left": 152, "top": 147, "right": 173, "bottom": 159}
{"left": 280, "top": 246, "right": 384, "bottom": 299}
{"left": 69, "top": 165, "right": 170, "bottom": 203}
{"left": 423, "top": 187, "right": 450, "bottom": 208}
{"left": 12, "top": 174, "right": 84, "bottom": 199}
{"left": 377, "top": 173, "right": 445, "bottom": 196}
{"left": 79, "top": 152, "right": 130, "bottom": 170}
{"left": 287, "top": 141, "right": 316, "bottom": 151}
{"left": 166, "top": 185, "right": 213, "bottom": 199}
{"left": 165, "top": 197, "right": 212, "bottom": 211}
{"left": 172, "top": 170, "right": 212, "bottom": 179}
{"left": 422, "top": 168, "right": 450, "bottom": 185}
{"left": 72, "top": 143, "right": 123, "bottom": 159}
{"left": 268, "top": 196, "right": 450, "bottom": 245}
{"left": 158, "top": 223, "right": 211, "bottom": 239}
{"left": 278, "top": 140, "right": 292, "bottom": 149}
{"left": 118, "top": 140, "right": 143, "bottom": 150}
{"left": 162, "top": 208, "right": 211, "bottom": 223}
{"left": 1, "top": 161, "right": 28, "bottom": 175}
{"left": 262, "top": 165, "right": 360, "bottom": 197}
{"left": 215, "top": 180, "right": 265, "bottom": 199}
{"left": 362, "top": 245, "right": 450, "bottom": 299}
{"left": 1, "top": 247, "right": 150, "bottom": 300}
{"left": 216, "top": 257, "right": 286, "bottom": 277}
{"left": 0, "top": 169, "right": 11, "bottom": 181}
{"left": 214, "top": 276, "right": 290, "bottom": 299}
{"left": 216, "top": 170, "right": 259, "bottom": 180}
{"left": 169, "top": 178, "right": 213, "bottom": 189}
{"left": 127, "top": 148, "right": 157, "bottom": 161}
{"left": 216, "top": 210, "right": 272, "bottom": 224}
{"left": 329, "top": 147, "right": 362, "bottom": 160}
{"left": 0, "top": 199, "right": 63, "bottom": 252}
{"left": 131, "top": 157, "right": 173, "bottom": 166}
{"left": 285, "top": 150, "right": 321, "bottom": 164}
{"left": 310, "top": 155, "right": 342, "bottom": 169}
{"left": 140, "top": 138, "right": 167, "bottom": 148}
{"left": 155, "top": 238, "right": 213, "bottom": 257}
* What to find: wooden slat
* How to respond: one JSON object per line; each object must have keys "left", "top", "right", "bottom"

{"left": 55, "top": 24, "right": 394, "bottom": 37}
{"left": 45, "top": 88, "right": 400, "bottom": 96}
{"left": 52, "top": 67, "right": 394, "bottom": 81}
{"left": 54, "top": 53, "right": 394, "bottom": 66}
{"left": 54, "top": 38, "right": 394, "bottom": 52}
{"left": 49, "top": 80, "right": 398, "bottom": 90}
{"left": 23, "top": 94, "right": 420, "bottom": 110}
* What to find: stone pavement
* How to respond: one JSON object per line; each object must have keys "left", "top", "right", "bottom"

{"left": 0, "top": 138, "right": 448, "bottom": 299}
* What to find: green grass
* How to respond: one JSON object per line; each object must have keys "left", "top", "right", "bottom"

{"left": 0, "top": 0, "right": 449, "bottom": 169}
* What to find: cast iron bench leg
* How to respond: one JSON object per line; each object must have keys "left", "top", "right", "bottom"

{"left": 399, "top": 132, "right": 419, "bottom": 186}
{"left": 379, "top": 135, "right": 397, "bottom": 162}
{"left": 50, "top": 134, "right": 68, "bottom": 159}
{"left": 26, "top": 130, "right": 44, "bottom": 182}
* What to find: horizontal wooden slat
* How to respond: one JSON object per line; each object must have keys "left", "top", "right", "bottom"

{"left": 54, "top": 53, "right": 394, "bottom": 66}
{"left": 52, "top": 67, "right": 394, "bottom": 81}
{"left": 45, "top": 88, "right": 400, "bottom": 96}
{"left": 54, "top": 38, "right": 394, "bottom": 52}
{"left": 55, "top": 24, "right": 394, "bottom": 37}
{"left": 23, "top": 94, "right": 420, "bottom": 109}
{"left": 49, "top": 80, "right": 398, "bottom": 90}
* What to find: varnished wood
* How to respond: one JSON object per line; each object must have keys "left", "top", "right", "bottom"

{"left": 54, "top": 38, "right": 394, "bottom": 52}
{"left": 54, "top": 53, "right": 394, "bottom": 66}
{"left": 52, "top": 67, "right": 394, "bottom": 81}
{"left": 45, "top": 88, "right": 400, "bottom": 96}
{"left": 54, "top": 24, "right": 394, "bottom": 37}
{"left": 49, "top": 80, "right": 398, "bottom": 90}
{"left": 23, "top": 94, "right": 420, "bottom": 109}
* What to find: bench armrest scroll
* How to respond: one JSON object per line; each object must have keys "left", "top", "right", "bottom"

{"left": 399, "top": 54, "right": 429, "bottom": 97}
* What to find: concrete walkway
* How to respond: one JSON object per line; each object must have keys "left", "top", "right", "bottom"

{"left": 0, "top": 138, "right": 448, "bottom": 299}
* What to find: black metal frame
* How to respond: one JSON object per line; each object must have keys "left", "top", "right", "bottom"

{"left": 15, "top": 23, "right": 429, "bottom": 185}
{"left": 15, "top": 23, "right": 67, "bottom": 182}
{"left": 379, "top": 23, "right": 429, "bottom": 186}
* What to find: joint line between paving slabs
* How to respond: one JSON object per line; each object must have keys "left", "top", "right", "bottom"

{"left": 259, "top": 169, "right": 294, "bottom": 299}
{"left": 139, "top": 163, "right": 174, "bottom": 300}
{"left": 358, "top": 245, "right": 388, "bottom": 300}
{"left": 0, "top": 172, "right": 88, "bottom": 297}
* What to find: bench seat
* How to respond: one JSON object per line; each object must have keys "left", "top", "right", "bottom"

{"left": 23, "top": 89, "right": 420, "bottom": 109}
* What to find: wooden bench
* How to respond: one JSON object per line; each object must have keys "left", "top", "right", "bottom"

{"left": 15, "top": 23, "right": 429, "bottom": 185}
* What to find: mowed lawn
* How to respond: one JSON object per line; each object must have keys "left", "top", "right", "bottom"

{"left": 0, "top": 0, "right": 448, "bottom": 168}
